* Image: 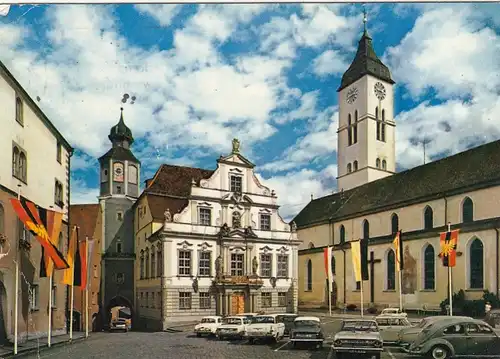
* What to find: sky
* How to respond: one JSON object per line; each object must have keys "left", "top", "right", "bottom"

{"left": 1, "top": 3, "right": 499, "bottom": 221}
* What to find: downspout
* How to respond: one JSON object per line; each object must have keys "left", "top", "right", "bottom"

{"left": 66, "top": 148, "right": 74, "bottom": 334}
{"left": 495, "top": 228, "right": 499, "bottom": 296}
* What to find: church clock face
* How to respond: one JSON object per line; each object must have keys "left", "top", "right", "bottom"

{"left": 113, "top": 162, "right": 124, "bottom": 182}
{"left": 346, "top": 87, "right": 359, "bottom": 104}
{"left": 374, "top": 82, "right": 386, "bottom": 100}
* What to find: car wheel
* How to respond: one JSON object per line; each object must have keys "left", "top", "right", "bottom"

{"left": 429, "top": 345, "right": 450, "bottom": 359}
{"left": 218, "top": 335, "right": 224, "bottom": 341}
{"left": 248, "top": 338, "right": 254, "bottom": 345}
{"left": 196, "top": 333, "right": 201, "bottom": 337}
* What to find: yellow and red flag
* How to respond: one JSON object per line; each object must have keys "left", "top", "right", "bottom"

{"left": 9, "top": 198, "right": 68, "bottom": 270}
{"left": 393, "top": 230, "right": 404, "bottom": 272}
{"left": 61, "top": 226, "right": 78, "bottom": 285}
{"left": 439, "top": 229, "right": 459, "bottom": 267}
{"left": 39, "top": 207, "right": 64, "bottom": 277}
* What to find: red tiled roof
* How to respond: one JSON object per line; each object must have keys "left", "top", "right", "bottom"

{"left": 69, "top": 204, "right": 100, "bottom": 240}
{"left": 145, "top": 164, "right": 214, "bottom": 197}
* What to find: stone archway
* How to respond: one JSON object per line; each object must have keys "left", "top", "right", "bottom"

{"left": 0, "top": 280, "right": 7, "bottom": 344}
{"left": 105, "top": 295, "right": 134, "bottom": 330}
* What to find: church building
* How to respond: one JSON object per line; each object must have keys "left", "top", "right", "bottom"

{"left": 293, "top": 22, "right": 500, "bottom": 312}
{"left": 134, "top": 139, "right": 300, "bottom": 329}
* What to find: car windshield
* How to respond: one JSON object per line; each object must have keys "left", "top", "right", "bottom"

{"left": 295, "top": 320, "right": 320, "bottom": 327}
{"left": 201, "top": 318, "right": 216, "bottom": 323}
{"left": 341, "top": 320, "right": 378, "bottom": 332}
{"left": 252, "top": 316, "right": 275, "bottom": 324}
{"left": 223, "top": 318, "right": 242, "bottom": 325}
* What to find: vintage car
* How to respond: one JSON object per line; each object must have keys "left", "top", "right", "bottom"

{"left": 375, "top": 314, "right": 413, "bottom": 344}
{"left": 109, "top": 318, "right": 129, "bottom": 332}
{"left": 380, "top": 307, "right": 408, "bottom": 316}
{"left": 245, "top": 314, "right": 285, "bottom": 343}
{"left": 397, "top": 315, "right": 472, "bottom": 348}
{"left": 486, "top": 309, "right": 500, "bottom": 328}
{"left": 193, "top": 316, "right": 223, "bottom": 337}
{"left": 289, "top": 316, "right": 324, "bottom": 349}
{"left": 276, "top": 313, "right": 299, "bottom": 336}
{"left": 237, "top": 312, "right": 259, "bottom": 319}
{"left": 216, "top": 316, "right": 252, "bottom": 340}
{"left": 406, "top": 317, "right": 500, "bottom": 359}
{"left": 333, "top": 319, "right": 383, "bottom": 359}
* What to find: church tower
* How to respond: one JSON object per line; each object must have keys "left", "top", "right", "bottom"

{"left": 97, "top": 107, "right": 140, "bottom": 328}
{"left": 336, "top": 13, "right": 396, "bottom": 192}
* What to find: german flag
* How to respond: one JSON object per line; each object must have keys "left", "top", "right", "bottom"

{"left": 439, "top": 229, "right": 459, "bottom": 267}
{"left": 9, "top": 198, "right": 69, "bottom": 270}
{"left": 39, "top": 207, "right": 63, "bottom": 278}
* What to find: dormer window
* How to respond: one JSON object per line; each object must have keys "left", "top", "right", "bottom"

{"left": 230, "top": 175, "right": 242, "bottom": 193}
{"left": 260, "top": 214, "right": 271, "bottom": 231}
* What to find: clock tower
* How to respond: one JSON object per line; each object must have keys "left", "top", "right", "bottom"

{"left": 97, "top": 107, "right": 140, "bottom": 329}
{"left": 336, "top": 16, "right": 396, "bottom": 192}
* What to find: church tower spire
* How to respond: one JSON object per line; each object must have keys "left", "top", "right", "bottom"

{"left": 336, "top": 8, "right": 397, "bottom": 191}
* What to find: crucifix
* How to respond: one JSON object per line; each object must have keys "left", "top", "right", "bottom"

{"left": 368, "top": 251, "right": 381, "bottom": 304}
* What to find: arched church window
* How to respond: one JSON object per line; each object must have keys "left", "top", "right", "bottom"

{"left": 423, "top": 244, "right": 435, "bottom": 290}
{"left": 353, "top": 110, "right": 358, "bottom": 144}
{"left": 424, "top": 206, "right": 433, "bottom": 230}
{"left": 391, "top": 213, "right": 399, "bottom": 234}
{"left": 381, "top": 109, "right": 386, "bottom": 142}
{"left": 347, "top": 114, "right": 352, "bottom": 146}
{"left": 353, "top": 161, "right": 358, "bottom": 171}
{"left": 376, "top": 106, "right": 381, "bottom": 141}
{"left": 382, "top": 160, "right": 387, "bottom": 170}
{"left": 469, "top": 238, "right": 484, "bottom": 289}
{"left": 339, "top": 225, "right": 346, "bottom": 243}
{"left": 12, "top": 146, "right": 19, "bottom": 177}
{"left": 462, "top": 197, "right": 474, "bottom": 223}
{"left": 386, "top": 249, "right": 395, "bottom": 290}
{"left": 362, "top": 220, "right": 369, "bottom": 239}
{"left": 306, "top": 260, "right": 312, "bottom": 291}
{"left": 376, "top": 158, "right": 381, "bottom": 168}
{"left": 347, "top": 163, "right": 352, "bottom": 173}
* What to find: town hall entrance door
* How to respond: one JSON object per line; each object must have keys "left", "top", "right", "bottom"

{"left": 231, "top": 292, "right": 245, "bottom": 315}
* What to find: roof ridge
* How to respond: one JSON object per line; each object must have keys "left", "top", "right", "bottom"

{"left": 160, "top": 163, "right": 214, "bottom": 172}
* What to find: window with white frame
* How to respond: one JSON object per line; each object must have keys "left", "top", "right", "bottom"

{"left": 199, "top": 208, "right": 211, "bottom": 226}
{"left": 51, "top": 286, "right": 57, "bottom": 308}
{"left": 260, "top": 254, "right": 272, "bottom": 277}
{"left": 261, "top": 292, "right": 272, "bottom": 308}
{"left": 199, "top": 292, "right": 211, "bottom": 309}
{"left": 230, "top": 175, "right": 242, "bottom": 193}
{"left": 30, "top": 284, "right": 39, "bottom": 310}
{"left": 278, "top": 292, "right": 286, "bottom": 307}
{"left": 230, "top": 253, "right": 244, "bottom": 276}
{"left": 198, "top": 251, "right": 211, "bottom": 276}
{"left": 178, "top": 250, "right": 191, "bottom": 276}
{"left": 260, "top": 214, "right": 271, "bottom": 231}
{"left": 277, "top": 254, "right": 288, "bottom": 278}
{"left": 179, "top": 292, "right": 192, "bottom": 310}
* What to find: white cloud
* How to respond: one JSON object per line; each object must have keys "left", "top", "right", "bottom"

{"left": 312, "top": 49, "right": 348, "bottom": 76}
{"left": 134, "top": 4, "right": 181, "bottom": 27}
{"left": 70, "top": 177, "right": 99, "bottom": 204}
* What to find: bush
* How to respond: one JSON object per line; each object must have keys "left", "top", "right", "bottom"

{"left": 346, "top": 304, "right": 357, "bottom": 311}
{"left": 439, "top": 290, "right": 500, "bottom": 317}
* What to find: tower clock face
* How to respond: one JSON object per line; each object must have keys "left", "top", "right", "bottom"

{"left": 113, "top": 162, "right": 124, "bottom": 182}
{"left": 374, "top": 82, "right": 386, "bottom": 100}
{"left": 346, "top": 87, "right": 359, "bottom": 104}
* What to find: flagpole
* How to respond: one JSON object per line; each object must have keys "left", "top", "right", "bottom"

{"left": 360, "top": 281, "right": 364, "bottom": 318}
{"left": 14, "top": 185, "right": 21, "bottom": 355}
{"left": 85, "top": 236, "right": 89, "bottom": 338}
{"left": 70, "top": 283, "right": 74, "bottom": 340}
{"left": 447, "top": 222, "right": 453, "bottom": 316}
{"left": 398, "top": 270, "right": 403, "bottom": 312}
{"left": 48, "top": 275, "right": 52, "bottom": 347}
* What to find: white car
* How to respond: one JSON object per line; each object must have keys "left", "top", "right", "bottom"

{"left": 245, "top": 314, "right": 285, "bottom": 343}
{"left": 380, "top": 308, "right": 407, "bottom": 316}
{"left": 216, "top": 316, "right": 252, "bottom": 340}
{"left": 194, "top": 316, "right": 223, "bottom": 337}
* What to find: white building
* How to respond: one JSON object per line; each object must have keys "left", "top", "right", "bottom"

{"left": 0, "top": 61, "right": 73, "bottom": 341}
{"left": 134, "top": 139, "right": 300, "bottom": 328}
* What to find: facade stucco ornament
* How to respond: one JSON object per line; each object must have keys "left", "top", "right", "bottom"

{"left": 271, "top": 190, "right": 275, "bottom": 197}
{"left": 192, "top": 277, "right": 199, "bottom": 293}
{"left": 173, "top": 213, "right": 181, "bottom": 222}
{"left": 215, "top": 255, "right": 223, "bottom": 278}
{"left": 164, "top": 209, "right": 172, "bottom": 223}
{"left": 219, "top": 223, "right": 230, "bottom": 238}
{"left": 270, "top": 277, "right": 277, "bottom": 288}
{"left": 290, "top": 221, "right": 297, "bottom": 233}
{"left": 252, "top": 256, "right": 258, "bottom": 275}
{"left": 232, "top": 138, "right": 240, "bottom": 154}
{"left": 263, "top": 188, "right": 270, "bottom": 196}
{"left": 200, "top": 179, "right": 209, "bottom": 188}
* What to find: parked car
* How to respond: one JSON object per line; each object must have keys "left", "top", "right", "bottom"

{"left": 375, "top": 314, "right": 413, "bottom": 344}
{"left": 397, "top": 316, "right": 472, "bottom": 348}
{"left": 405, "top": 317, "right": 500, "bottom": 359}
{"left": 109, "top": 318, "right": 128, "bottom": 332}
{"left": 276, "top": 313, "right": 298, "bottom": 336}
{"left": 289, "top": 316, "right": 324, "bottom": 349}
{"left": 487, "top": 309, "right": 500, "bottom": 328}
{"left": 236, "top": 312, "right": 259, "bottom": 319}
{"left": 380, "top": 307, "right": 407, "bottom": 316}
{"left": 194, "top": 316, "right": 223, "bottom": 337}
{"left": 333, "top": 319, "right": 383, "bottom": 359}
{"left": 245, "top": 314, "right": 285, "bottom": 343}
{"left": 216, "top": 316, "right": 252, "bottom": 340}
